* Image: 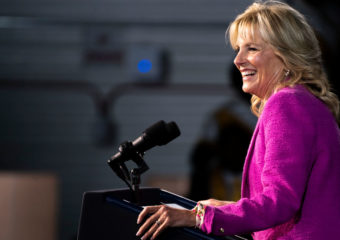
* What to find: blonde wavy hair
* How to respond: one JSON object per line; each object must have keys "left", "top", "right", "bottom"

{"left": 227, "top": 0, "right": 340, "bottom": 122}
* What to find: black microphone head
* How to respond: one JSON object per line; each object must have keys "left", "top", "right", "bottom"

{"left": 162, "top": 121, "right": 181, "bottom": 145}
{"left": 144, "top": 120, "right": 181, "bottom": 147}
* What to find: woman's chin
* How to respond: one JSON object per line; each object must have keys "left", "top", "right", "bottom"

{"left": 242, "top": 85, "right": 252, "bottom": 95}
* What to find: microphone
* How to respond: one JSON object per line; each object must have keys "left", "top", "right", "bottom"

{"left": 108, "top": 120, "right": 181, "bottom": 164}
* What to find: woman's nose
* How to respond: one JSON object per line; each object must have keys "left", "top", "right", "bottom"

{"left": 234, "top": 51, "right": 246, "bottom": 67}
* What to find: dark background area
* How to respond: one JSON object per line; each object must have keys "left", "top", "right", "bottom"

{"left": 0, "top": 0, "right": 339, "bottom": 239}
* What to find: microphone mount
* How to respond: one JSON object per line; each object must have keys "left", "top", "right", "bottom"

{"left": 107, "top": 141, "right": 149, "bottom": 204}
{"left": 107, "top": 120, "right": 181, "bottom": 204}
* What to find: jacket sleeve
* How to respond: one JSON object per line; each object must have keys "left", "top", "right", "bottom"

{"left": 200, "top": 90, "right": 316, "bottom": 236}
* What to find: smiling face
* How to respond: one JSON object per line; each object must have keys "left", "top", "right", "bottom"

{"left": 233, "top": 29, "right": 286, "bottom": 99}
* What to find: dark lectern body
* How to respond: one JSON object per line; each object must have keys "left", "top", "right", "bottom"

{"left": 77, "top": 188, "right": 248, "bottom": 240}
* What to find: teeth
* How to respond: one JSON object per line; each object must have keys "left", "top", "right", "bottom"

{"left": 242, "top": 71, "right": 256, "bottom": 76}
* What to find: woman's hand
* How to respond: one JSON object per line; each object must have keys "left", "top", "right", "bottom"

{"left": 199, "top": 198, "right": 235, "bottom": 207}
{"left": 136, "top": 205, "right": 196, "bottom": 240}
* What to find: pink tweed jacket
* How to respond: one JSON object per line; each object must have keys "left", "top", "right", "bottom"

{"left": 201, "top": 85, "right": 340, "bottom": 239}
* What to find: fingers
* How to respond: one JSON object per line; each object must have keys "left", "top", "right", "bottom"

{"left": 139, "top": 217, "right": 166, "bottom": 240}
{"left": 136, "top": 205, "right": 192, "bottom": 240}
{"left": 136, "top": 205, "right": 169, "bottom": 240}
{"left": 151, "top": 216, "right": 168, "bottom": 240}
{"left": 137, "top": 206, "right": 160, "bottom": 225}
{"left": 136, "top": 211, "right": 160, "bottom": 238}
{"left": 136, "top": 206, "right": 163, "bottom": 238}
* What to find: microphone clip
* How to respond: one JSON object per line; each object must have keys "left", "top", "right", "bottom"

{"left": 107, "top": 141, "right": 149, "bottom": 204}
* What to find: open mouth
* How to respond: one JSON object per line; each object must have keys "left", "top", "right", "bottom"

{"left": 242, "top": 71, "right": 256, "bottom": 78}
{"left": 242, "top": 71, "right": 256, "bottom": 77}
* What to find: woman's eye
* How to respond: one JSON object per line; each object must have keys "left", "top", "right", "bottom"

{"left": 248, "top": 47, "right": 257, "bottom": 51}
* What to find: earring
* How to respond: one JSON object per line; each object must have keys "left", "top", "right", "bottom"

{"left": 284, "top": 70, "right": 290, "bottom": 77}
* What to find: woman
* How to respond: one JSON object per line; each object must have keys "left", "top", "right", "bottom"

{"left": 136, "top": 1, "right": 340, "bottom": 239}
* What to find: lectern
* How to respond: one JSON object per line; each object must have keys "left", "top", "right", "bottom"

{"left": 78, "top": 121, "right": 250, "bottom": 239}
{"left": 77, "top": 187, "right": 248, "bottom": 240}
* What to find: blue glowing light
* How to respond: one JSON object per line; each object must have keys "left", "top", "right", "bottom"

{"left": 137, "top": 59, "right": 152, "bottom": 73}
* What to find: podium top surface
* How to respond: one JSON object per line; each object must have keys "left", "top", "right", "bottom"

{"left": 78, "top": 188, "right": 249, "bottom": 240}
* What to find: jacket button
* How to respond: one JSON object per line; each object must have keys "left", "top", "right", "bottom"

{"left": 220, "top": 228, "right": 224, "bottom": 233}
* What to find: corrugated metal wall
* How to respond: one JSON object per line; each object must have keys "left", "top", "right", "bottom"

{"left": 0, "top": 0, "right": 256, "bottom": 239}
